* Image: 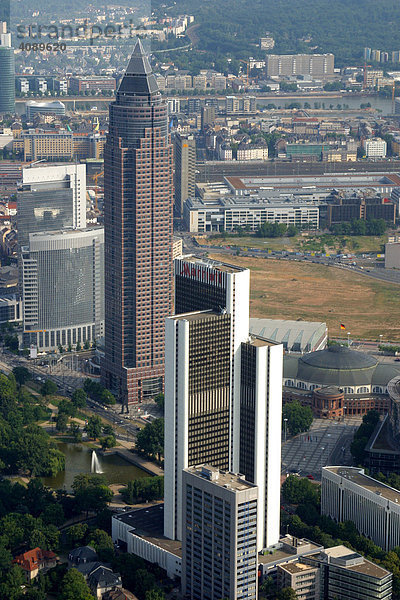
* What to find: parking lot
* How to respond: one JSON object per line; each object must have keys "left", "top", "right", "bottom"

{"left": 281, "top": 416, "right": 362, "bottom": 480}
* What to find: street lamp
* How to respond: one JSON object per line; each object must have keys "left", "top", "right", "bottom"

{"left": 284, "top": 418, "right": 288, "bottom": 443}
{"left": 347, "top": 332, "right": 351, "bottom": 347}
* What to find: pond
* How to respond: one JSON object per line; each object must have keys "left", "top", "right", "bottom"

{"left": 42, "top": 442, "right": 150, "bottom": 491}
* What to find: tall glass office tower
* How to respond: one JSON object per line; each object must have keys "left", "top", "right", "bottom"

{"left": 0, "top": 22, "right": 14, "bottom": 114}
{"left": 102, "top": 40, "right": 173, "bottom": 407}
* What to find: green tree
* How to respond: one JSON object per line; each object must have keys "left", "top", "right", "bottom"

{"left": 69, "top": 422, "right": 82, "bottom": 443}
{"left": 12, "top": 366, "right": 31, "bottom": 387}
{"left": 84, "top": 415, "right": 102, "bottom": 439}
{"left": 136, "top": 419, "right": 164, "bottom": 461}
{"left": 0, "top": 564, "right": 25, "bottom": 600}
{"left": 281, "top": 476, "right": 319, "bottom": 505}
{"left": 87, "top": 528, "right": 114, "bottom": 561}
{"left": 58, "top": 568, "right": 95, "bottom": 600}
{"left": 145, "top": 589, "right": 165, "bottom": 600}
{"left": 58, "top": 399, "right": 77, "bottom": 418}
{"left": 99, "top": 434, "right": 116, "bottom": 451}
{"left": 121, "top": 476, "right": 164, "bottom": 504}
{"left": 72, "top": 389, "right": 87, "bottom": 409}
{"left": 277, "top": 587, "right": 298, "bottom": 600}
{"left": 41, "top": 380, "right": 58, "bottom": 396}
{"left": 66, "top": 523, "right": 88, "bottom": 547}
{"left": 283, "top": 401, "right": 313, "bottom": 436}
{"left": 72, "top": 474, "right": 113, "bottom": 515}
{"left": 154, "top": 393, "right": 164, "bottom": 412}
{"left": 56, "top": 413, "right": 68, "bottom": 433}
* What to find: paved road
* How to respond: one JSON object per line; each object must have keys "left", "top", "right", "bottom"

{"left": 281, "top": 416, "right": 361, "bottom": 480}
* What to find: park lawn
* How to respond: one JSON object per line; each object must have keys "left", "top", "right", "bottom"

{"left": 209, "top": 253, "right": 400, "bottom": 340}
{"left": 200, "top": 233, "right": 387, "bottom": 255}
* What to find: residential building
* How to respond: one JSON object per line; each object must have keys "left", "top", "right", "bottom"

{"left": 26, "top": 100, "right": 65, "bottom": 120}
{"left": 69, "top": 76, "right": 116, "bottom": 94}
{"left": 260, "top": 35, "right": 275, "bottom": 50}
{"left": 184, "top": 196, "right": 320, "bottom": 233}
{"left": 13, "top": 548, "right": 57, "bottom": 581}
{"left": 21, "top": 228, "right": 104, "bottom": 351}
{"left": 364, "top": 137, "right": 387, "bottom": 158}
{"left": 182, "top": 465, "right": 258, "bottom": 600}
{"left": 201, "top": 106, "right": 215, "bottom": 130}
{"left": 321, "top": 466, "right": 400, "bottom": 551}
{"left": 265, "top": 53, "right": 334, "bottom": 77}
{"left": 17, "top": 78, "right": 30, "bottom": 94}
{"left": 55, "top": 79, "right": 68, "bottom": 94}
{"left": 101, "top": 40, "right": 173, "bottom": 406}
{"left": 226, "top": 96, "right": 256, "bottom": 114}
{"left": 174, "top": 133, "right": 196, "bottom": 218}
{"left": 0, "top": 23, "right": 14, "bottom": 114}
{"left": 237, "top": 142, "right": 268, "bottom": 161}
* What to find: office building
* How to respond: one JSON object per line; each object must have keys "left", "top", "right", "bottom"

{"left": 21, "top": 228, "right": 104, "bottom": 351}
{"left": 363, "top": 137, "right": 387, "bottom": 158}
{"left": 26, "top": 101, "right": 66, "bottom": 120}
{"left": 166, "top": 256, "right": 282, "bottom": 550}
{"left": 184, "top": 196, "right": 320, "bottom": 233}
{"left": 182, "top": 465, "right": 258, "bottom": 600}
{"left": 265, "top": 53, "right": 334, "bottom": 77}
{"left": 321, "top": 466, "right": 400, "bottom": 551}
{"left": 0, "top": 22, "right": 15, "bottom": 114}
{"left": 18, "top": 164, "right": 86, "bottom": 247}
{"left": 102, "top": 40, "right": 173, "bottom": 406}
{"left": 0, "top": 295, "right": 22, "bottom": 324}
{"left": 174, "top": 133, "right": 196, "bottom": 218}
{"left": 239, "top": 336, "right": 282, "bottom": 549}
{"left": 277, "top": 561, "right": 320, "bottom": 600}
{"left": 277, "top": 545, "right": 392, "bottom": 600}
{"left": 306, "top": 546, "right": 392, "bottom": 600}
{"left": 69, "top": 76, "right": 116, "bottom": 94}
{"left": 21, "top": 130, "right": 74, "bottom": 162}
{"left": 326, "top": 195, "right": 396, "bottom": 227}
{"left": 0, "top": 1, "right": 10, "bottom": 31}
{"left": 164, "top": 309, "right": 233, "bottom": 542}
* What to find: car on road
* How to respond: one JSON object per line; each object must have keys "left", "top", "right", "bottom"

{"left": 306, "top": 474, "right": 314, "bottom": 480}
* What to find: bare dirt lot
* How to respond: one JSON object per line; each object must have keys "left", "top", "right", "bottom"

{"left": 209, "top": 253, "right": 400, "bottom": 340}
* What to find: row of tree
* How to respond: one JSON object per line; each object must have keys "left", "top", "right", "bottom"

{"left": 256, "top": 222, "right": 298, "bottom": 239}
{"left": 83, "top": 379, "right": 115, "bottom": 406}
{"left": 121, "top": 476, "right": 164, "bottom": 505}
{"left": 350, "top": 410, "right": 380, "bottom": 463}
{"left": 331, "top": 218, "right": 388, "bottom": 237}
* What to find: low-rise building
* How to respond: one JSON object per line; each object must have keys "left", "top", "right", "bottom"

{"left": 364, "top": 137, "right": 387, "bottom": 158}
{"left": 385, "top": 241, "right": 400, "bottom": 269}
{"left": 13, "top": 548, "right": 57, "bottom": 581}
{"left": 184, "top": 196, "right": 319, "bottom": 233}
{"left": 277, "top": 561, "right": 320, "bottom": 600}
{"left": 69, "top": 76, "right": 116, "bottom": 94}
{"left": 322, "top": 466, "right": 400, "bottom": 551}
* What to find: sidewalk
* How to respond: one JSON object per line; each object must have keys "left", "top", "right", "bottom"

{"left": 106, "top": 443, "right": 163, "bottom": 476}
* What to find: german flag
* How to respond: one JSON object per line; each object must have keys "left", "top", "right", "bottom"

{"left": 340, "top": 324, "right": 346, "bottom": 330}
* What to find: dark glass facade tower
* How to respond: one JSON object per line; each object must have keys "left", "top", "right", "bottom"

{"left": 102, "top": 40, "right": 173, "bottom": 406}
{"left": 0, "top": 46, "right": 15, "bottom": 115}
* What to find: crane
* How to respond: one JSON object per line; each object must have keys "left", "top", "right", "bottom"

{"left": 93, "top": 170, "right": 104, "bottom": 212}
